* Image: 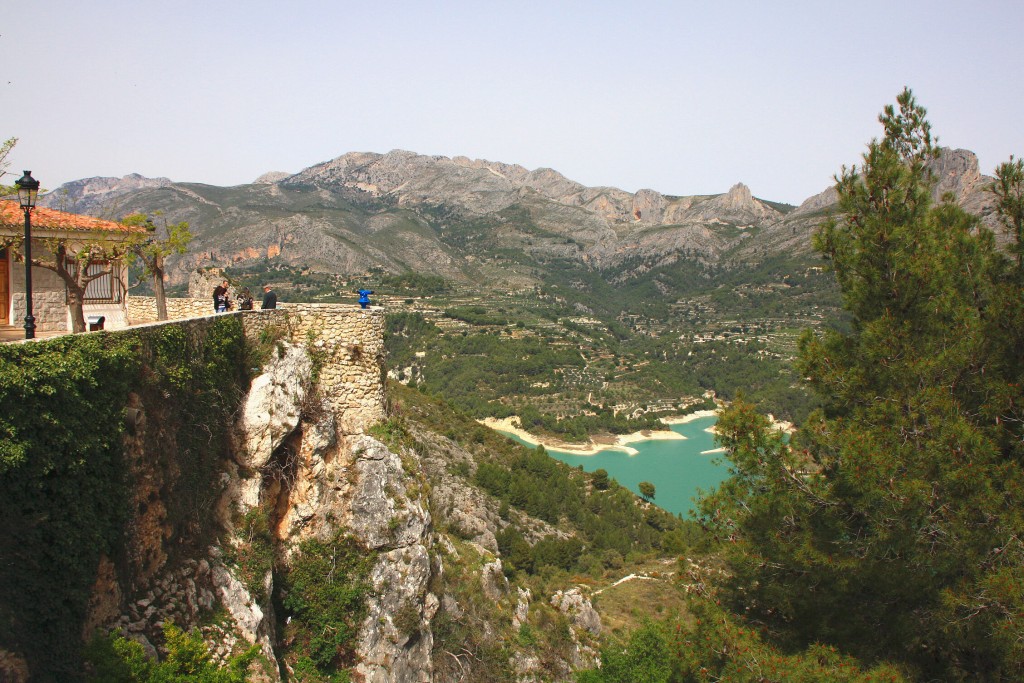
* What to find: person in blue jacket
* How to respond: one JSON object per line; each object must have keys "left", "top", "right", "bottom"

{"left": 357, "top": 288, "right": 374, "bottom": 309}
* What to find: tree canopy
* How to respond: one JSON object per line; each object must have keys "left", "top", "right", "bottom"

{"left": 700, "top": 89, "right": 1024, "bottom": 680}
{"left": 122, "top": 212, "right": 193, "bottom": 320}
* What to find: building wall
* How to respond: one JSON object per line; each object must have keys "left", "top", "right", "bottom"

{"left": 128, "top": 297, "right": 386, "bottom": 434}
{"left": 9, "top": 255, "right": 69, "bottom": 332}
{"left": 7, "top": 243, "right": 130, "bottom": 332}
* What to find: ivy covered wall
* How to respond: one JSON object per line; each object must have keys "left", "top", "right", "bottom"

{"left": 0, "top": 317, "right": 249, "bottom": 681}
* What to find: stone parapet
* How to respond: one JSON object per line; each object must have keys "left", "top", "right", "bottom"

{"left": 127, "top": 297, "right": 386, "bottom": 434}
{"left": 127, "top": 295, "right": 214, "bottom": 324}
{"left": 242, "top": 306, "right": 386, "bottom": 434}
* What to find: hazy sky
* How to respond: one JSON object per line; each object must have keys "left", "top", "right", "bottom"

{"left": 3, "top": 0, "right": 1022, "bottom": 205}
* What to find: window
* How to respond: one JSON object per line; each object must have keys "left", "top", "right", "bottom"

{"left": 63, "top": 259, "right": 124, "bottom": 303}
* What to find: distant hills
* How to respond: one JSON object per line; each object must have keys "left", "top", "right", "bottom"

{"left": 38, "top": 148, "right": 1001, "bottom": 290}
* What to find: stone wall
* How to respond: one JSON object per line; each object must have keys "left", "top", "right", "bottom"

{"left": 10, "top": 290, "right": 66, "bottom": 333}
{"left": 127, "top": 295, "right": 214, "bottom": 324}
{"left": 128, "top": 297, "right": 386, "bottom": 434}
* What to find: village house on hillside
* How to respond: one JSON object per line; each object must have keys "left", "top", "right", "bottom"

{"left": 0, "top": 200, "right": 145, "bottom": 334}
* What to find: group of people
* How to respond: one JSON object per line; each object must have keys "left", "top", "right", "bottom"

{"left": 212, "top": 280, "right": 374, "bottom": 312}
{"left": 212, "top": 280, "right": 277, "bottom": 312}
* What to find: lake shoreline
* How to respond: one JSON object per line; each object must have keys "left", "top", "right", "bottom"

{"left": 480, "top": 410, "right": 716, "bottom": 456}
{"left": 481, "top": 408, "right": 792, "bottom": 456}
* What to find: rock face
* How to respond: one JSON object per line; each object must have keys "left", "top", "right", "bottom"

{"left": 42, "top": 306, "right": 622, "bottom": 682}
{"left": 237, "top": 342, "right": 312, "bottom": 470}
{"left": 37, "top": 144, "right": 1009, "bottom": 295}
{"left": 234, "top": 341, "right": 313, "bottom": 508}
{"left": 35, "top": 149, "right": 792, "bottom": 289}
{"left": 38, "top": 173, "right": 172, "bottom": 215}
{"left": 210, "top": 561, "right": 276, "bottom": 661}
{"left": 230, "top": 322, "right": 434, "bottom": 681}
{"left": 254, "top": 171, "right": 291, "bottom": 184}
{"left": 551, "top": 588, "right": 601, "bottom": 637}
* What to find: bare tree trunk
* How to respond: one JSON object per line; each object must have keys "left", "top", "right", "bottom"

{"left": 152, "top": 255, "right": 168, "bottom": 321}
{"left": 67, "top": 288, "right": 87, "bottom": 333}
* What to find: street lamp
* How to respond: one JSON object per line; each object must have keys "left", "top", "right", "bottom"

{"left": 15, "top": 171, "right": 40, "bottom": 339}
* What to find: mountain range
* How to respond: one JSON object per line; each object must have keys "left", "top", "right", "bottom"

{"left": 38, "top": 147, "right": 1002, "bottom": 290}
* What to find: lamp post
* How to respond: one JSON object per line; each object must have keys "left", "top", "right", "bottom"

{"left": 15, "top": 171, "right": 40, "bottom": 339}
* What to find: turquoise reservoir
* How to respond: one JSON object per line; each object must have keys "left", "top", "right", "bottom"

{"left": 495, "top": 415, "right": 731, "bottom": 517}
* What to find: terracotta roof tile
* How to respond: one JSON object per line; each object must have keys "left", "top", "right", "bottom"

{"left": 0, "top": 200, "right": 146, "bottom": 234}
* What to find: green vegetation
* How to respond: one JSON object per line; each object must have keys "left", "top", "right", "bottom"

{"left": 697, "top": 90, "right": 1024, "bottom": 680}
{"left": 430, "top": 540, "right": 516, "bottom": 682}
{"left": 577, "top": 612, "right": 907, "bottom": 683}
{"left": 280, "top": 533, "right": 375, "bottom": 681}
{"left": 389, "top": 382, "right": 692, "bottom": 580}
{"left": 0, "top": 318, "right": 249, "bottom": 680}
{"left": 224, "top": 507, "right": 275, "bottom": 602}
{"left": 378, "top": 271, "right": 449, "bottom": 295}
{"left": 383, "top": 264, "right": 824, "bottom": 443}
{"left": 0, "top": 334, "right": 137, "bottom": 679}
{"left": 575, "top": 88, "right": 1024, "bottom": 683}
{"left": 86, "top": 623, "right": 258, "bottom": 682}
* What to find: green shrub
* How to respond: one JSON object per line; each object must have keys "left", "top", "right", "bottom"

{"left": 85, "top": 622, "right": 258, "bottom": 682}
{"left": 281, "top": 534, "right": 375, "bottom": 677}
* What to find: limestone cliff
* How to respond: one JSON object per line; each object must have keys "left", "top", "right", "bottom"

{"left": 0, "top": 306, "right": 607, "bottom": 682}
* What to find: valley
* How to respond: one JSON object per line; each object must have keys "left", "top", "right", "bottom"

{"left": 8, "top": 121, "right": 1020, "bottom": 681}
{"left": 38, "top": 146, "right": 996, "bottom": 441}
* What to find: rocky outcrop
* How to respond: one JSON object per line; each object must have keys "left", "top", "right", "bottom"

{"left": 254, "top": 171, "right": 291, "bottom": 184}
{"left": 789, "top": 185, "right": 838, "bottom": 218}
{"left": 237, "top": 342, "right": 312, "bottom": 469}
{"left": 229, "top": 321, "right": 436, "bottom": 681}
{"left": 37, "top": 173, "right": 173, "bottom": 215}
{"left": 550, "top": 588, "right": 602, "bottom": 670}
{"left": 210, "top": 560, "right": 276, "bottom": 662}
{"left": 234, "top": 342, "right": 313, "bottom": 508}
{"left": 410, "top": 424, "right": 564, "bottom": 551}
{"left": 329, "top": 436, "right": 434, "bottom": 679}
{"left": 355, "top": 543, "right": 435, "bottom": 683}
{"left": 346, "top": 436, "right": 430, "bottom": 549}
{"left": 930, "top": 148, "right": 1000, "bottom": 234}
{"left": 551, "top": 588, "right": 601, "bottom": 637}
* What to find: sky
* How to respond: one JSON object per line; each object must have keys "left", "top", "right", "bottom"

{"left": 2, "top": 0, "right": 1022, "bottom": 205}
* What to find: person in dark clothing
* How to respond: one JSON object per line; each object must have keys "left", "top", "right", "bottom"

{"left": 261, "top": 285, "right": 277, "bottom": 310}
{"left": 237, "top": 287, "right": 254, "bottom": 311}
{"left": 357, "top": 288, "right": 374, "bottom": 309}
{"left": 213, "top": 280, "right": 230, "bottom": 312}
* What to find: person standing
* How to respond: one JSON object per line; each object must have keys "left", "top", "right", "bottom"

{"left": 237, "top": 287, "right": 254, "bottom": 311}
{"left": 261, "top": 285, "right": 277, "bottom": 310}
{"left": 213, "top": 280, "right": 230, "bottom": 313}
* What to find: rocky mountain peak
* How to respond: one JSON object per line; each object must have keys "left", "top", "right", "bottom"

{"left": 724, "top": 182, "right": 754, "bottom": 208}
{"left": 253, "top": 171, "right": 290, "bottom": 184}
{"left": 931, "top": 148, "right": 984, "bottom": 199}
{"left": 791, "top": 186, "right": 839, "bottom": 217}
{"left": 37, "top": 173, "right": 173, "bottom": 214}
{"left": 38, "top": 143, "right": 1009, "bottom": 290}
{"left": 688, "top": 182, "right": 780, "bottom": 225}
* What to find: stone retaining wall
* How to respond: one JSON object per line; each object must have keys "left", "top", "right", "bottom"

{"left": 127, "top": 297, "right": 386, "bottom": 434}
{"left": 127, "top": 295, "right": 214, "bottom": 324}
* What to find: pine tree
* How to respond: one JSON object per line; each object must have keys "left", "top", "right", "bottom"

{"left": 702, "top": 89, "right": 1024, "bottom": 680}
